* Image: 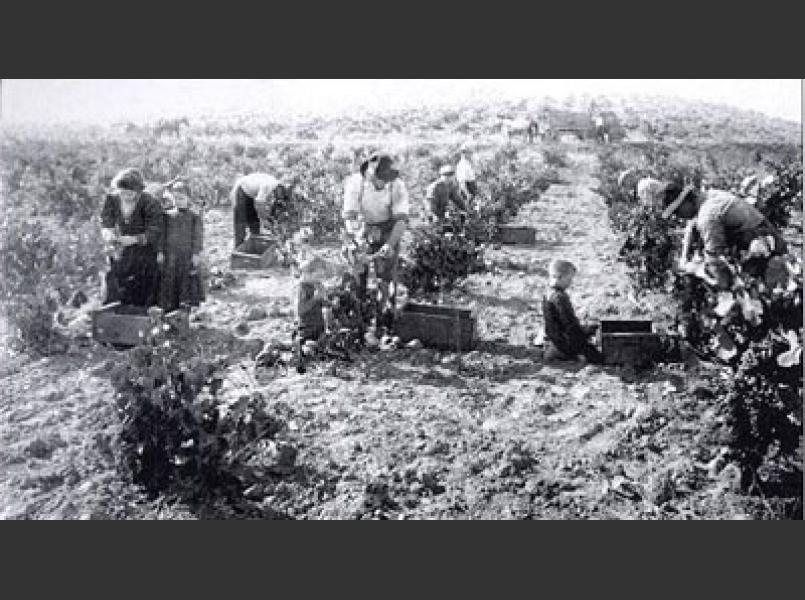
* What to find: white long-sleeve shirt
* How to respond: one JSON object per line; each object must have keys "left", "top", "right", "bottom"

{"left": 456, "top": 156, "right": 476, "bottom": 184}
{"left": 234, "top": 173, "right": 280, "bottom": 203}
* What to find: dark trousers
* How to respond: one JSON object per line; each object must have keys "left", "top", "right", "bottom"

{"left": 356, "top": 222, "right": 400, "bottom": 331}
{"left": 233, "top": 186, "right": 260, "bottom": 248}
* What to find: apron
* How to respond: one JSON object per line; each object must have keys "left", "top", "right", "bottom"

{"left": 356, "top": 180, "right": 400, "bottom": 282}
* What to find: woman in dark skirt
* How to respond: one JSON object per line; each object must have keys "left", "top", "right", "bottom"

{"left": 100, "top": 168, "right": 163, "bottom": 311}
{"left": 157, "top": 180, "right": 205, "bottom": 312}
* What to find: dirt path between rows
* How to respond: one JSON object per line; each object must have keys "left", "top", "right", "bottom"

{"left": 0, "top": 145, "right": 746, "bottom": 520}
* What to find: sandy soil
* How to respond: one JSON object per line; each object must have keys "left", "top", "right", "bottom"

{"left": 0, "top": 144, "right": 758, "bottom": 519}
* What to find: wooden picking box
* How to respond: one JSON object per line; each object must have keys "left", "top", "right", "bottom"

{"left": 393, "top": 302, "right": 476, "bottom": 351}
{"left": 230, "top": 234, "right": 281, "bottom": 270}
{"left": 599, "top": 319, "right": 662, "bottom": 368}
{"left": 91, "top": 302, "right": 190, "bottom": 347}
{"left": 496, "top": 225, "right": 537, "bottom": 245}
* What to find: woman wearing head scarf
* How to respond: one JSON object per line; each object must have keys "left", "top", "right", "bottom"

{"left": 100, "top": 168, "right": 163, "bottom": 309}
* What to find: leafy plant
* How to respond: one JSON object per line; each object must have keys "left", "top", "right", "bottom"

{"left": 597, "top": 143, "right": 803, "bottom": 500}
{"left": 111, "top": 308, "right": 294, "bottom": 510}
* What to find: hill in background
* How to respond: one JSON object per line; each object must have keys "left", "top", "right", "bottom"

{"left": 119, "top": 93, "right": 802, "bottom": 147}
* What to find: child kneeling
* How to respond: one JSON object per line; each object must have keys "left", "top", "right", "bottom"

{"left": 295, "top": 256, "right": 330, "bottom": 347}
{"left": 542, "top": 259, "right": 603, "bottom": 364}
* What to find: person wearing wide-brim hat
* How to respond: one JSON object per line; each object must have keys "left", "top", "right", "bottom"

{"left": 660, "top": 182, "right": 787, "bottom": 273}
{"left": 100, "top": 168, "right": 164, "bottom": 309}
{"left": 426, "top": 163, "right": 467, "bottom": 222}
{"left": 342, "top": 151, "right": 410, "bottom": 332}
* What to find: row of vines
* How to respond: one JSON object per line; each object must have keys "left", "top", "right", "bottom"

{"left": 595, "top": 142, "right": 803, "bottom": 517}
{"left": 1, "top": 122, "right": 560, "bottom": 514}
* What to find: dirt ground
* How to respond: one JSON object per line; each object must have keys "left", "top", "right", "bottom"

{"left": 0, "top": 144, "right": 764, "bottom": 519}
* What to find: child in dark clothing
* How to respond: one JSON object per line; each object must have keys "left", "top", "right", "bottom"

{"left": 157, "top": 181, "right": 206, "bottom": 312}
{"left": 542, "top": 259, "right": 604, "bottom": 364}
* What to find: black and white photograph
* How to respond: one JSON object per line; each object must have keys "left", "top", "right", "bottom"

{"left": 0, "top": 78, "right": 802, "bottom": 520}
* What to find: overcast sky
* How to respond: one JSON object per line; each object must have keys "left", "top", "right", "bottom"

{"left": 1, "top": 79, "right": 802, "bottom": 125}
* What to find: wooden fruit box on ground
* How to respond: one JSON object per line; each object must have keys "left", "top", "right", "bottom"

{"left": 599, "top": 319, "right": 662, "bottom": 368}
{"left": 230, "top": 235, "right": 282, "bottom": 270}
{"left": 393, "top": 302, "right": 476, "bottom": 351}
{"left": 92, "top": 302, "right": 190, "bottom": 347}
{"left": 497, "top": 225, "right": 537, "bottom": 245}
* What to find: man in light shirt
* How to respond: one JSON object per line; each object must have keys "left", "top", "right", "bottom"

{"left": 456, "top": 146, "right": 477, "bottom": 204}
{"left": 229, "top": 172, "right": 290, "bottom": 247}
{"left": 342, "top": 152, "right": 410, "bottom": 332}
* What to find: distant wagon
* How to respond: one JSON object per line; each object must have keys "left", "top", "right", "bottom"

{"left": 540, "top": 109, "right": 597, "bottom": 141}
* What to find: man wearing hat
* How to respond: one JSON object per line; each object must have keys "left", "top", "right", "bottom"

{"left": 661, "top": 182, "right": 787, "bottom": 272}
{"left": 426, "top": 163, "right": 467, "bottom": 222}
{"left": 456, "top": 146, "right": 478, "bottom": 204}
{"left": 342, "top": 151, "right": 411, "bottom": 330}
{"left": 229, "top": 172, "right": 292, "bottom": 248}
{"left": 100, "top": 168, "right": 164, "bottom": 308}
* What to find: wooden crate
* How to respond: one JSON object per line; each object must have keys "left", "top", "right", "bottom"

{"left": 230, "top": 234, "right": 281, "bottom": 270}
{"left": 92, "top": 302, "right": 190, "bottom": 347}
{"left": 497, "top": 225, "right": 536, "bottom": 245}
{"left": 393, "top": 302, "right": 475, "bottom": 351}
{"left": 599, "top": 319, "right": 661, "bottom": 368}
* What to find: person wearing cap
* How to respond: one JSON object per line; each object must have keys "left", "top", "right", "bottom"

{"left": 661, "top": 183, "right": 787, "bottom": 272}
{"left": 229, "top": 172, "right": 291, "bottom": 248}
{"left": 527, "top": 119, "right": 541, "bottom": 144}
{"left": 426, "top": 164, "right": 467, "bottom": 222}
{"left": 593, "top": 114, "right": 609, "bottom": 144}
{"left": 100, "top": 168, "right": 164, "bottom": 308}
{"left": 342, "top": 152, "right": 410, "bottom": 329}
{"left": 157, "top": 180, "right": 205, "bottom": 312}
{"left": 456, "top": 146, "right": 478, "bottom": 204}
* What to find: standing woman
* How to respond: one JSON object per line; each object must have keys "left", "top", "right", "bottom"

{"left": 100, "top": 168, "right": 163, "bottom": 309}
